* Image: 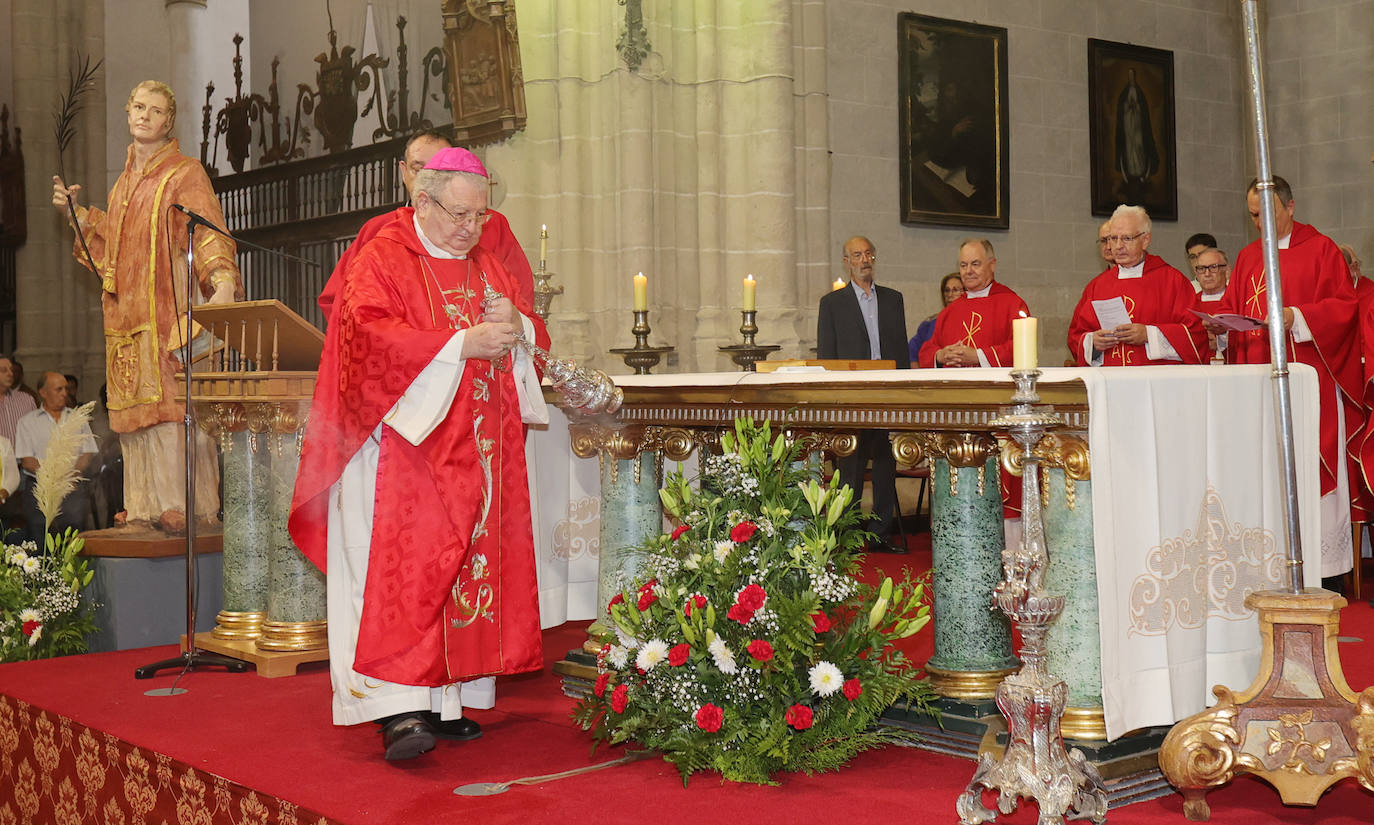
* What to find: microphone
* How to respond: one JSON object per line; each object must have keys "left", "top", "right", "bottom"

{"left": 171, "top": 202, "right": 214, "bottom": 228}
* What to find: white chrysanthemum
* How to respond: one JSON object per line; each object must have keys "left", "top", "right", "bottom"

{"left": 8, "top": 550, "right": 26, "bottom": 567}
{"left": 636, "top": 639, "right": 669, "bottom": 671}
{"left": 809, "top": 661, "right": 844, "bottom": 696}
{"left": 713, "top": 540, "right": 733, "bottom": 564}
{"left": 22, "top": 557, "right": 39, "bottom": 574}
{"left": 614, "top": 626, "right": 640, "bottom": 650}
{"left": 19, "top": 608, "right": 40, "bottom": 623}
{"left": 708, "top": 637, "right": 738, "bottom": 674}
{"left": 27, "top": 625, "right": 42, "bottom": 646}
{"left": 607, "top": 644, "right": 630, "bottom": 669}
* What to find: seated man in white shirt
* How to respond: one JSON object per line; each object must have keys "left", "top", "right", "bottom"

{"left": 14, "top": 372, "right": 96, "bottom": 540}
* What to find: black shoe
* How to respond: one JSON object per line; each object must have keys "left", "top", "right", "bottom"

{"left": 867, "top": 537, "right": 908, "bottom": 555}
{"left": 424, "top": 712, "right": 482, "bottom": 741}
{"left": 381, "top": 713, "right": 437, "bottom": 761}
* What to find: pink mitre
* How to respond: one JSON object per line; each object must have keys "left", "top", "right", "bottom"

{"left": 423, "top": 146, "right": 488, "bottom": 177}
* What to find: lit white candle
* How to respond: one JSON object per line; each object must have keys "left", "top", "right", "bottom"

{"left": 832, "top": 278, "right": 845, "bottom": 292}
{"left": 1012, "top": 315, "right": 1038, "bottom": 370}
{"left": 539, "top": 224, "right": 548, "bottom": 265}
{"left": 743, "top": 273, "right": 756, "bottom": 311}
{"left": 633, "top": 272, "right": 648, "bottom": 311}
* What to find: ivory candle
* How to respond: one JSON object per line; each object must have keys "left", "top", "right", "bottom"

{"left": 539, "top": 224, "right": 547, "bottom": 265}
{"left": 633, "top": 272, "right": 648, "bottom": 311}
{"left": 832, "top": 278, "right": 845, "bottom": 291}
{"left": 743, "top": 273, "right": 756, "bottom": 311}
{"left": 1012, "top": 315, "right": 1038, "bottom": 370}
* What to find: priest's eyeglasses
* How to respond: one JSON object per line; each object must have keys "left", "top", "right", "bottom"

{"left": 1104, "top": 232, "right": 1146, "bottom": 245}
{"left": 1194, "top": 263, "right": 1228, "bottom": 274}
{"left": 433, "top": 200, "right": 491, "bottom": 228}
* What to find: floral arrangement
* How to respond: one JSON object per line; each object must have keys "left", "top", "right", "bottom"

{"left": 572, "top": 418, "right": 935, "bottom": 785}
{"left": 0, "top": 530, "right": 96, "bottom": 661}
{"left": 0, "top": 400, "right": 99, "bottom": 662}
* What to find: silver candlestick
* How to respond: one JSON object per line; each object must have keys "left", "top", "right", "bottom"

{"left": 956, "top": 368, "right": 1107, "bottom": 825}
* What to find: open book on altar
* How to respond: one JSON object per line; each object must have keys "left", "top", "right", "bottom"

{"left": 1190, "top": 310, "right": 1265, "bottom": 332}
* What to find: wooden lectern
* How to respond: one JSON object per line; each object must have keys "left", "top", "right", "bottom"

{"left": 182, "top": 300, "right": 328, "bottom": 677}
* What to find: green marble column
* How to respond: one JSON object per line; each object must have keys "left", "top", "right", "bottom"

{"left": 926, "top": 455, "right": 1018, "bottom": 698}
{"left": 257, "top": 433, "right": 327, "bottom": 651}
{"left": 595, "top": 452, "right": 662, "bottom": 614}
{"left": 1043, "top": 467, "right": 1104, "bottom": 739}
{"left": 215, "top": 429, "right": 270, "bottom": 639}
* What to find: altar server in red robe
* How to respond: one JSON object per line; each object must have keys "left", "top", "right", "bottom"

{"left": 1223, "top": 176, "right": 1364, "bottom": 580}
{"left": 1068, "top": 204, "right": 1206, "bottom": 367}
{"left": 316, "top": 131, "right": 537, "bottom": 330}
{"left": 918, "top": 238, "right": 1028, "bottom": 368}
{"left": 289, "top": 148, "right": 549, "bottom": 761}
{"left": 1190, "top": 247, "right": 1230, "bottom": 361}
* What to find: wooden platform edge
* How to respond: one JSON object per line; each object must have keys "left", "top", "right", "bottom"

{"left": 182, "top": 632, "right": 329, "bottom": 678}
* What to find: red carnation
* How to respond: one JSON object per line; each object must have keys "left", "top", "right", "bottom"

{"left": 729, "top": 521, "right": 758, "bottom": 543}
{"left": 668, "top": 643, "right": 691, "bottom": 667}
{"left": 785, "top": 704, "right": 814, "bottom": 730}
{"left": 607, "top": 593, "right": 624, "bottom": 614}
{"left": 811, "top": 612, "right": 832, "bottom": 633}
{"left": 21, "top": 620, "right": 40, "bottom": 637}
{"left": 737, "top": 583, "right": 767, "bottom": 611}
{"left": 842, "top": 678, "right": 863, "bottom": 701}
{"left": 638, "top": 578, "right": 659, "bottom": 593}
{"left": 746, "top": 640, "right": 774, "bottom": 662}
{"left": 695, "top": 703, "right": 724, "bottom": 732}
{"left": 671, "top": 524, "right": 691, "bottom": 540}
{"left": 594, "top": 673, "right": 611, "bottom": 697}
{"left": 610, "top": 683, "right": 629, "bottom": 713}
{"left": 637, "top": 589, "right": 658, "bottom": 610}
{"left": 684, "top": 594, "right": 707, "bottom": 617}
{"left": 726, "top": 603, "right": 755, "bottom": 625}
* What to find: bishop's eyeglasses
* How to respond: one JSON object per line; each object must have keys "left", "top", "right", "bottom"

{"left": 433, "top": 199, "right": 491, "bottom": 228}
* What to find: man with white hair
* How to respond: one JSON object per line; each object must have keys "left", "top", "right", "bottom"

{"left": 289, "top": 147, "right": 549, "bottom": 761}
{"left": 1067, "top": 204, "right": 1206, "bottom": 366}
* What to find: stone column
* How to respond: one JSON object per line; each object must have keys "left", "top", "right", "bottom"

{"left": 922, "top": 435, "right": 1018, "bottom": 699}
{"left": 213, "top": 425, "right": 270, "bottom": 639}
{"left": 257, "top": 428, "right": 327, "bottom": 651}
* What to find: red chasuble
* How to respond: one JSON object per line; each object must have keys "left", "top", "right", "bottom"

{"left": 917, "top": 282, "right": 1028, "bottom": 368}
{"left": 316, "top": 207, "right": 538, "bottom": 336}
{"left": 1067, "top": 254, "right": 1206, "bottom": 367}
{"left": 1225, "top": 222, "right": 1365, "bottom": 517}
{"left": 289, "top": 216, "right": 544, "bottom": 686}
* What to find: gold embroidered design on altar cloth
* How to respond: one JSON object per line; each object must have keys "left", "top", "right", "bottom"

{"left": 552, "top": 497, "right": 600, "bottom": 561}
{"left": 1128, "top": 484, "right": 1280, "bottom": 635}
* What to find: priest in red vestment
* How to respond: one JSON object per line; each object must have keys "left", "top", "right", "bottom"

{"left": 1068, "top": 205, "right": 1206, "bottom": 367}
{"left": 316, "top": 130, "right": 537, "bottom": 329}
{"left": 1222, "top": 176, "right": 1364, "bottom": 581}
{"left": 918, "top": 239, "right": 1028, "bottom": 368}
{"left": 288, "top": 148, "right": 549, "bottom": 761}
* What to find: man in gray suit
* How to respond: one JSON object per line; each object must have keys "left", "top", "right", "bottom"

{"left": 816, "top": 236, "right": 910, "bottom": 553}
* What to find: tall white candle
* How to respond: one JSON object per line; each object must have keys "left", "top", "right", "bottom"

{"left": 633, "top": 272, "right": 648, "bottom": 311}
{"left": 1012, "top": 315, "right": 1038, "bottom": 370}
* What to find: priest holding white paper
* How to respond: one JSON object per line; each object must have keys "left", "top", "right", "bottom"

{"left": 1067, "top": 205, "right": 1207, "bottom": 366}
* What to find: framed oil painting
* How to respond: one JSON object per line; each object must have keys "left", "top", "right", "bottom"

{"left": 897, "top": 13, "right": 1010, "bottom": 229}
{"left": 1087, "top": 39, "right": 1178, "bottom": 220}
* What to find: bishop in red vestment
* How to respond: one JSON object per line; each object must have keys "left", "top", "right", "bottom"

{"left": 1068, "top": 205, "right": 1206, "bottom": 366}
{"left": 918, "top": 239, "right": 1028, "bottom": 368}
{"left": 288, "top": 148, "right": 549, "bottom": 761}
{"left": 1222, "top": 178, "right": 1365, "bottom": 577}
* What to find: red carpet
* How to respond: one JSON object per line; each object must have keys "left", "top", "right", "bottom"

{"left": 0, "top": 542, "right": 1370, "bottom": 824}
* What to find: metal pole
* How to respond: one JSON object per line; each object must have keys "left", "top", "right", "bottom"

{"left": 184, "top": 221, "right": 200, "bottom": 647}
{"left": 1240, "top": 0, "right": 1304, "bottom": 594}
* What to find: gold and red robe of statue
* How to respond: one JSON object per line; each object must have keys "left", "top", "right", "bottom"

{"left": 1225, "top": 222, "right": 1366, "bottom": 521}
{"left": 288, "top": 215, "right": 548, "bottom": 687}
{"left": 917, "top": 282, "right": 1028, "bottom": 368}
{"left": 73, "top": 139, "right": 242, "bottom": 433}
{"left": 1067, "top": 254, "right": 1206, "bottom": 367}
{"left": 316, "top": 207, "right": 534, "bottom": 327}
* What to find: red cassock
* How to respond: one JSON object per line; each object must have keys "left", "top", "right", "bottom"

{"left": 316, "top": 207, "right": 536, "bottom": 328}
{"left": 1067, "top": 255, "right": 1207, "bottom": 367}
{"left": 1191, "top": 290, "right": 1228, "bottom": 361}
{"left": 917, "top": 282, "right": 1029, "bottom": 368}
{"left": 288, "top": 215, "right": 548, "bottom": 686}
{"left": 1224, "top": 222, "right": 1365, "bottom": 518}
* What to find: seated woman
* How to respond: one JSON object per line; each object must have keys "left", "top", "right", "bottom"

{"left": 908, "top": 273, "right": 964, "bottom": 363}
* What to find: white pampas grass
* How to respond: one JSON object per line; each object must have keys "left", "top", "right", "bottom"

{"left": 35, "top": 401, "right": 96, "bottom": 531}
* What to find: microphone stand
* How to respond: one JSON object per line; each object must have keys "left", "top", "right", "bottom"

{"left": 134, "top": 207, "right": 296, "bottom": 683}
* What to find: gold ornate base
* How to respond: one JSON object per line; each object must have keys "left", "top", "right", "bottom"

{"left": 925, "top": 664, "right": 1018, "bottom": 700}
{"left": 211, "top": 610, "right": 266, "bottom": 640}
{"left": 1061, "top": 705, "right": 1108, "bottom": 741}
{"left": 1159, "top": 589, "right": 1374, "bottom": 820}
{"left": 255, "top": 619, "right": 328, "bottom": 652}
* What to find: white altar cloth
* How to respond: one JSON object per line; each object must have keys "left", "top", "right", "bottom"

{"left": 528, "top": 365, "right": 1322, "bottom": 740}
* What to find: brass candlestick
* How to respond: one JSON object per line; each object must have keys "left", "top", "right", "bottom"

{"left": 956, "top": 368, "right": 1108, "bottom": 825}
{"left": 532, "top": 226, "right": 562, "bottom": 320}
{"left": 718, "top": 309, "right": 781, "bottom": 371}
{"left": 610, "top": 310, "right": 674, "bottom": 375}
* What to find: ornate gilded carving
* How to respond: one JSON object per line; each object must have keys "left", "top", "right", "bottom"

{"left": 1002, "top": 432, "right": 1090, "bottom": 511}
{"left": 891, "top": 432, "right": 926, "bottom": 468}
{"left": 642, "top": 426, "right": 697, "bottom": 463}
